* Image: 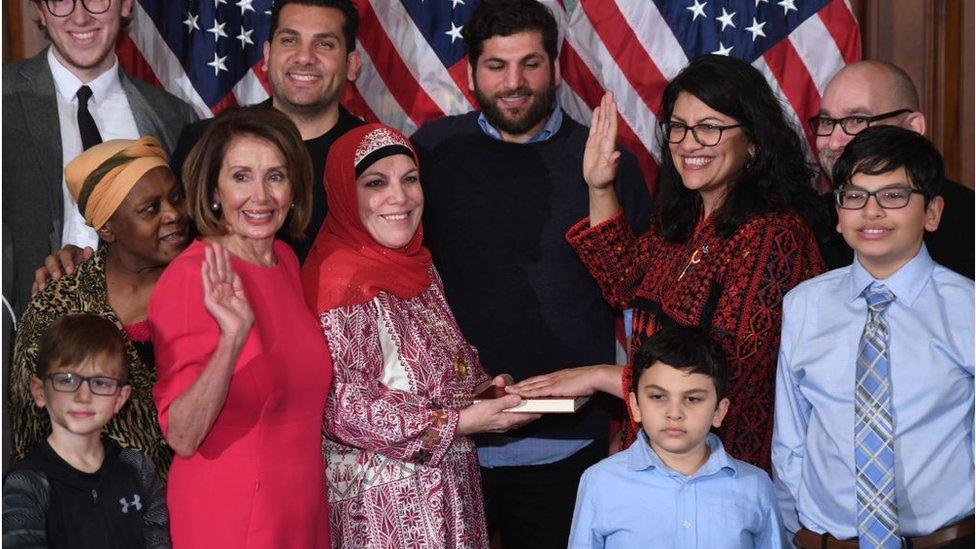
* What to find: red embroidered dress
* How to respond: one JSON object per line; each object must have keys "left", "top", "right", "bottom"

{"left": 320, "top": 270, "right": 490, "bottom": 549}
{"left": 567, "top": 210, "right": 824, "bottom": 471}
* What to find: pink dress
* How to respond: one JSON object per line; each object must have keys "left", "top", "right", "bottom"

{"left": 149, "top": 239, "right": 333, "bottom": 548}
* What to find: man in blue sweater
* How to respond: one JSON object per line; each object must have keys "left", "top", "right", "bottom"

{"left": 411, "top": 1, "right": 651, "bottom": 547}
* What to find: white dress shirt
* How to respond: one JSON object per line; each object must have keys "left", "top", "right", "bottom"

{"left": 48, "top": 49, "right": 140, "bottom": 249}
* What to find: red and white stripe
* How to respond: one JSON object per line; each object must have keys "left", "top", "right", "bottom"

{"left": 353, "top": 42, "right": 419, "bottom": 135}
{"left": 120, "top": 0, "right": 860, "bottom": 188}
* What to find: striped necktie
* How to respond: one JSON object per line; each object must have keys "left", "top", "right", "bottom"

{"left": 855, "top": 282, "right": 899, "bottom": 549}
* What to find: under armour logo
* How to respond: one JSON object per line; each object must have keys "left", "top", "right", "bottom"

{"left": 119, "top": 494, "right": 142, "bottom": 513}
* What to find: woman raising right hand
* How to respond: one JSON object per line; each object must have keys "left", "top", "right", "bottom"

{"left": 149, "top": 106, "right": 331, "bottom": 547}
{"left": 515, "top": 56, "right": 826, "bottom": 471}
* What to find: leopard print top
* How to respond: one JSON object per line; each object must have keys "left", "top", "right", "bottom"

{"left": 9, "top": 247, "right": 173, "bottom": 477}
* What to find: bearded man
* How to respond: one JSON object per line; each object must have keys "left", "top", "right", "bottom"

{"left": 411, "top": 1, "right": 651, "bottom": 547}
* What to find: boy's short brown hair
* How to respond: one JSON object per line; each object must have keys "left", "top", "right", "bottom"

{"left": 182, "top": 106, "right": 313, "bottom": 239}
{"left": 36, "top": 314, "right": 127, "bottom": 380}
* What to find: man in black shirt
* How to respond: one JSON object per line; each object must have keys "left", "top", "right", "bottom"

{"left": 171, "top": 0, "right": 364, "bottom": 262}
{"left": 812, "top": 60, "right": 974, "bottom": 278}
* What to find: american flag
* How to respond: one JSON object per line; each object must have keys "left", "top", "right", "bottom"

{"left": 117, "top": 0, "right": 860, "bottom": 186}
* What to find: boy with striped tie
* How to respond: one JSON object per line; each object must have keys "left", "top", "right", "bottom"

{"left": 773, "top": 126, "right": 974, "bottom": 549}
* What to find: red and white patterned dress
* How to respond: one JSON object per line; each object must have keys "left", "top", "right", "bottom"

{"left": 320, "top": 269, "right": 490, "bottom": 549}
{"left": 568, "top": 210, "right": 824, "bottom": 472}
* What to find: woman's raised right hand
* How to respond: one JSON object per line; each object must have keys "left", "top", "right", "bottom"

{"left": 582, "top": 92, "right": 622, "bottom": 191}
{"left": 201, "top": 242, "right": 253, "bottom": 344}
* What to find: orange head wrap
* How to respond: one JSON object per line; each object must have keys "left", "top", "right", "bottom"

{"left": 64, "top": 137, "right": 170, "bottom": 230}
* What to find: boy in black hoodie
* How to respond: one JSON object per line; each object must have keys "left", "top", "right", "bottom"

{"left": 3, "top": 314, "right": 169, "bottom": 548}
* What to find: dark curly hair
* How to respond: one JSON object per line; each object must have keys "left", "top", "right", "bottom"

{"left": 655, "top": 55, "right": 825, "bottom": 243}
{"left": 461, "top": 0, "right": 559, "bottom": 66}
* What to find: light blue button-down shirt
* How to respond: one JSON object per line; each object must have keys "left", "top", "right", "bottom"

{"left": 772, "top": 245, "right": 975, "bottom": 538}
{"left": 476, "top": 104, "right": 563, "bottom": 144}
{"left": 570, "top": 432, "right": 786, "bottom": 548}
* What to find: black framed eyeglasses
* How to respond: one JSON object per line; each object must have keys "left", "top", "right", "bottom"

{"left": 42, "top": 0, "right": 112, "bottom": 17}
{"left": 834, "top": 185, "right": 925, "bottom": 210}
{"left": 808, "top": 109, "right": 912, "bottom": 137}
{"left": 660, "top": 121, "right": 743, "bottom": 147}
{"left": 45, "top": 372, "right": 125, "bottom": 396}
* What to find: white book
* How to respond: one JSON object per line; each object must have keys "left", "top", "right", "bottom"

{"left": 472, "top": 386, "right": 591, "bottom": 414}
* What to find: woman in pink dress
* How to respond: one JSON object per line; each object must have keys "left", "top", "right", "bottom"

{"left": 301, "top": 124, "right": 537, "bottom": 548}
{"left": 148, "top": 106, "right": 332, "bottom": 548}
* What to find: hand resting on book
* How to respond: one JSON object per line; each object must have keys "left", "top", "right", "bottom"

{"left": 457, "top": 375, "right": 540, "bottom": 435}
{"left": 510, "top": 364, "right": 626, "bottom": 400}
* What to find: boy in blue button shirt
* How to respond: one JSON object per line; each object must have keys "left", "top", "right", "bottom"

{"left": 569, "top": 325, "right": 785, "bottom": 548}
{"left": 773, "top": 126, "right": 974, "bottom": 548}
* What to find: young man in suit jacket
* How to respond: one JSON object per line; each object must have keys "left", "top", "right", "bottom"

{"left": 2, "top": 0, "right": 197, "bottom": 317}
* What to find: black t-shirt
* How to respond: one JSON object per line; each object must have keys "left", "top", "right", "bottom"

{"left": 169, "top": 102, "right": 364, "bottom": 263}
{"left": 294, "top": 106, "right": 365, "bottom": 261}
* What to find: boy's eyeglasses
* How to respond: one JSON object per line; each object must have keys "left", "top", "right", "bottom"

{"left": 45, "top": 372, "right": 125, "bottom": 396}
{"left": 41, "top": 0, "right": 112, "bottom": 17}
{"left": 834, "top": 185, "right": 925, "bottom": 210}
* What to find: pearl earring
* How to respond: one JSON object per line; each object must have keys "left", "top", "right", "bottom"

{"left": 211, "top": 202, "right": 220, "bottom": 211}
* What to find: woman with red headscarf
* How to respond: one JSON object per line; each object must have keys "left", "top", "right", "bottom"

{"left": 301, "top": 124, "right": 537, "bottom": 548}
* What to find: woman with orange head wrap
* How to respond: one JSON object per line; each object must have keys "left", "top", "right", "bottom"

{"left": 10, "top": 137, "right": 189, "bottom": 476}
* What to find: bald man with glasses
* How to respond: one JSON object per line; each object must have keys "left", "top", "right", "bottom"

{"left": 812, "top": 60, "right": 973, "bottom": 278}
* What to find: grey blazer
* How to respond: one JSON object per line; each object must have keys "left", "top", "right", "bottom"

{"left": 2, "top": 48, "right": 199, "bottom": 316}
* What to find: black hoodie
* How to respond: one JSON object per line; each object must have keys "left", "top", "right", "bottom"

{"left": 2, "top": 437, "right": 170, "bottom": 548}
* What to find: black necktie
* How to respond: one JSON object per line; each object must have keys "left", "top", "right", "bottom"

{"left": 76, "top": 85, "right": 103, "bottom": 151}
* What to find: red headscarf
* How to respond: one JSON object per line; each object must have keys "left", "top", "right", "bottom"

{"left": 300, "top": 124, "right": 432, "bottom": 315}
